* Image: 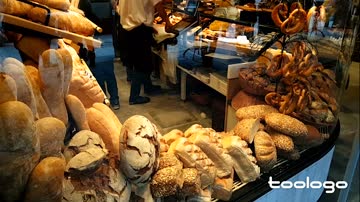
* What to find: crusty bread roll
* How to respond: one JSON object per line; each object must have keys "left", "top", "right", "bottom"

{"left": 188, "top": 129, "right": 233, "bottom": 178}
{"left": 27, "top": 7, "right": 95, "bottom": 36}
{"left": 293, "top": 125, "right": 324, "bottom": 148}
{"left": 159, "top": 137, "right": 169, "bottom": 156}
{"left": 233, "top": 118, "right": 261, "bottom": 144}
{"left": 39, "top": 49, "right": 68, "bottom": 125}
{"left": 24, "top": 157, "right": 65, "bottom": 202}
{"left": 184, "top": 123, "right": 204, "bottom": 138}
{"left": 56, "top": 48, "right": 73, "bottom": 96}
{"left": 162, "top": 129, "right": 184, "bottom": 145}
{"left": 158, "top": 153, "right": 183, "bottom": 170}
{"left": 31, "top": 0, "right": 71, "bottom": 11}
{"left": 265, "top": 113, "right": 308, "bottom": 137}
{"left": 254, "top": 131, "right": 277, "bottom": 170}
{"left": 180, "top": 168, "right": 201, "bottom": 196}
{"left": 119, "top": 115, "right": 161, "bottom": 186}
{"left": 170, "top": 137, "right": 216, "bottom": 188}
{"left": 0, "top": 73, "right": 17, "bottom": 104}
{"left": 24, "top": 65, "right": 52, "bottom": 118}
{"left": 35, "top": 117, "right": 66, "bottom": 159}
{"left": 92, "top": 102, "right": 122, "bottom": 132}
{"left": 151, "top": 166, "right": 184, "bottom": 198}
{"left": 222, "top": 136, "right": 260, "bottom": 183}
{"left": 0, "top": 0, "right": 33, "bottom": 17}
{"left": 231, "top": 90, "right": 266, "bottom": 110}
{"left": 212, "top": 171, "right": 234, "bottom": 201}
{"left": 0, "top": 101, "right": 40, "bottom": 202}
{"left": 2, "top": 62, "right": 38, "bottom": 119}
{"left": 267, "top": 129, "right": 295, "bottom": 153}
{"left": 236, "top": 105, "right": 278, "bottom": 121}
{"left": 86, "top": 107, "right": 119, "bottom": 157}
{"left": 65, "top": 94, "right": 90, "bottom": 131}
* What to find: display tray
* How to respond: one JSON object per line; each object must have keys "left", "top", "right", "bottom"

{"left": 216, "top": 121, "right": 340, "bottom": 202}
{"left": 0, "top": 12, "right": 102, "bottom": 48}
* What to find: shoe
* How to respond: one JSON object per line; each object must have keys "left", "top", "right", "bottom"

{"left": 144, "top": 85, "right": 162, "bottom": 95}
{"left": 129, "top": 96, "right": 150, "bottom": 105}
{"left": 110, "top": 99, "right": 120, "bottom": 110}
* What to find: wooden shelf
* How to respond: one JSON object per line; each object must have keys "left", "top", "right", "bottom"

{"left": 0, "top": 12, "right": 102, "bottom": 48}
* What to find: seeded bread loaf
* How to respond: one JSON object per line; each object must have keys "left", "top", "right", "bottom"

{"left": 254, "top": 131, "right": 277, "bottom": 170}
{"left": 265, "top": 113, "right": 308, "bottom": 137}
{"left": 236, "top": 105, "right": 278, "bottom": 121}
{"left": 233, "top": 118, "right": 261, "bottom": 144}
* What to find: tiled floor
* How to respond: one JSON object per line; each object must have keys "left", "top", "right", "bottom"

{"left": 93, "top": 35, "right": 359, "bottom": 201}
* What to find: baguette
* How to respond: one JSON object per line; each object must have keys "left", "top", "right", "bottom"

{"left": 39, "top": 49, "right": 68, "bottom": 125}
{"left": 222, "top": 136, "right": 260, "bottom": 183}
{"left": 24, "top": 65, "right": 52, "bottom": 118}
{"left": 93, "top": 102, "right": 122, "bottom": 132}
{"left": 24, "top": 157, "right": 65, "bottom": 202}
{"left": 0, "top": 73, "right": 17, "bottom": 104}
{"left": 31, "top": 0, "right": 71, "bottom": 11}
{"left": 236, "top": 105, "right": 278, "bottom": 121}
{"left": 265, "top": 113, "right": 308, "bottom": 137}
{"left": 233, "top": 118, "right": 261, "bottom": 143}
{"left": 56, "top": 48, "right": 73, "bottom": 96}
{"left": 254, "top": 131, "right": 277, "bottom": 170}
{"left": 0, "top": 0, "right": 33, "bottom": 17}
{"left": 65, "top": 94, "right": 90, "bottom": 131}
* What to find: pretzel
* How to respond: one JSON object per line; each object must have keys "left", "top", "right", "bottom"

{"left": 281, "top": 8, "right": 307, "bottom": 35}
{"left": 272, "top": 3, "right": 289, "bottom": 27}
{"left": 290, "top": 2, "right": 303, "bottom": 12}
{"left": 266, "top": 54, "right": 290, "bottom": 78}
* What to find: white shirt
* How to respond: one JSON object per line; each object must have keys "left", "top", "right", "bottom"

{"left": 118, "top": 0, "right": 162, "bottom": 31}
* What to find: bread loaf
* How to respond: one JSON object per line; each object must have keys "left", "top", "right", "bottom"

{"left": 162, "top": 129, "right": 184, "bottom": 145}
{"left": 231, "top": 90, "right": 266, "bottom": 110}
{"left": 265, "top": 113, "right": 308, "bottom": 137}
{"left": 93, "top": 102, "right": 122, "bottom": 132}
{"left": 65, "top": 94, "right": 90, "bottom": 131}
{"left": 0, "top": 73, "right": 17, "bottom": 104}
{"left": 267, "top": 129, "right": 295, "bottom": 153}
{"left": 0, "top": 101, "right": 40, "bottom": 202}
{"left": 222, "top": 136, "right": 260, "bottom": 183}
{"left": 27, "top": 7, "right": 95, "bottom": 36}
{"left": 39, "top": 49, "right": 68, "bottom": 125}
{"left": 24, "top": 157, "right": 65, "bottom": 202}
{"left": 151, "top": 166, "right": 184, "bottom": 198}
{"left": 66, "top": 147, "right": 107, "bottom": 175}
{"left": 24, "top": 65, "right": 52, "bottom": 118}
{"left": 2, "top": 62, "right": 38, "bottom": 119}
{"left": 86, "top": 107, "right": 119, "bottom": 157}
{"left": 212, "top": 171, "right": 234, "bottom": 201}
{"left": 158, "top": 153, "right": 183, "bottom": 170}
{"left": 0, "top": 0, "right": 33, "bottom": 17}
{"left": 56, "top": 48, "right": 73, "bottom": 96}
{"left": 233, "top": 118, "right": 261, "bottom": 144}
{"left": 180, "top": 168, "right": 201, "bottom": 196}
{"left": 184, "top": 124, "right": 204, "bottom": 138}
{"left": 119, "top": 115, "right": 161, "bottom": 186}
{"left": 293, "top": 125, "right": 324, "bottom": 148}
{"left": 170, "top": 137, "right": 216, "bottom": 188}
{"left": 35, "top": 117, "right": 66, "bottom": 159}
{"left": 254, "top": 131, "right": 277, "bottom": 170}
{"left": 236, "top": 105, "right": 278, "bottom": 121}
{"left": 31, "top": 0, "right": 71, "bottom": 11}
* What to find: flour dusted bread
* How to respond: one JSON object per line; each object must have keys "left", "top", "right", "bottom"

{"left": 35, "top": 117, "right": 66, "bottom": 159}
{"left": 222, "top": 136, "right": 260, "bottom": 183}
{"left": 0, "top": 101, "right": 40, "bottom": 202}
{"left": 39, "top": 49, "right": 68, "bottom": 125}
{"left": 265, "top": 113, "right": 308, "bottom": 137}
{"left": 254, "top": 131, "right": 277, "bottom": 170}
{"left": 24, "top": 157, "right": 65, "bottom": 202}
{"left": 0, "top": 73, "right": 17, "bottom": 104}
{"left": 31, "top": 0, "right": 71, "bottom": 11}
{"left": 86, "top": 107, "right": 119, "bottom": 157}
{"left": 119, "top": 115, "right": 161, "bottom": 186}
{"left": 233, "top": 118, "right": 261, "bottom": 144}
{"left": 24, "top": 65, "right": 52, "bottom": 118}
{"left": 236, "top": 105, "right": 278, "bottom": 121}
{"left": 65, "top": 94, "right": 90, "bottom": 131}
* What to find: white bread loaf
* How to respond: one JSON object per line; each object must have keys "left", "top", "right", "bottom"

{"left": 65, "top": 94, "right": 90, "bottom": 131}
{"left": 233, "top": 118, "right": 261, "bottom": 144}
{"left": 24, "top": 65, "right": 52, "bottom": 118}
{"left": 0, "top": 101, "right": 40, "bottom": 202}
{"left": 86, "top": 107, "right": 119, "bottom": 157}
{"left": 236, "top": 105, "right": 278, "bottom": 121}
{"left": 24, "top": 157, "right": 65, "bottom": 202}
{"left": 39, "top": 49, "right": 68, "bottom": 125}
{"left": 35, "top": 117, "right": 66, "bottom": 159}
{"left": 170, "top": 137, "right": 216, "bottom": 188}
{"left": 254, "top": 131, "right": 277, "bottom": 170}
{"left": 119, "top": 115, "right": 161, "bottom": 186}
{"left": 0, "top": 73, "right": 17, "bottom": 104}
{"left": 56, "top": 48, "right": 73, "bottom": 96}
{"left": 92, "top": 102, "right": 122, "bottom": 132}
{"left": 188, "top": 129, "right": 233, "bottom": 178}
{"left": 222, "top": 136, "right": 260, "bottom": 183}
{"left": 1, "top": 62, "right": 38, "bottom": 119}
{"left": 31, "top": 0, "right": 70, "bottom": 11}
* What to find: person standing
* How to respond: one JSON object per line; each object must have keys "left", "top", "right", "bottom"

{"left": 118, "top": 0, "right": 173, "bottom": 105}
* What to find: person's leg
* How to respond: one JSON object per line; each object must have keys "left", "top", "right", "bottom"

{"left": 129, "top": 68, "right": 150, "bottom": 105}
{"left": 90, "top": 66, "right": 106, "bottom": 94}
{"left": 104, "top": 63, "right": 120, "bottom": 109}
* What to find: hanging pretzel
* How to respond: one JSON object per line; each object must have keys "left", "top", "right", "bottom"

{"left": 272, "top": 3, "right": 289, "bottom": 27}
{"left": 281, "top": 8, "right": 307, "bottom": 35}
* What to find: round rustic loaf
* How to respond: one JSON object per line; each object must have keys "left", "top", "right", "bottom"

{"left": 119, "top": 115, "right": 161, "bottom": 186}
{"left": 231, "top": 90, "right": 266, "bottom": 110}
{"left": 265, "top": 113, "right": 308, "bottom": 137}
